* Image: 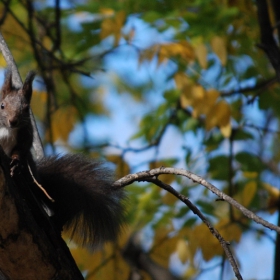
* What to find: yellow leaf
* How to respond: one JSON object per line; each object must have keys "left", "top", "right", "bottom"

{"left": 71, "top": 243, "right": 129, "bottom": 279}
{"left": 241, "top": 181, "right": 257, "bottom": 207}
{"left": 220, "top": 121, "right": 232, "bottom": 138}
{"left": 190, "top": 85, "right": 205, "bottom": 118}
{"left": 100, "top": 10, "right": 126, "bottom": 46}
{"left": 188, "top": 223, "right": 222, "bottom": 261}
{"left": 158, "top": 41, "right": 195, "bottom": 65}
{"left": 206, "top": 89, "right": 220, "bottom": 106}
{"left": 206, "top": 100, "right": 231, "bottom": 131}
{"left": 0, "top": 56, "right": 7, "bottom": 67}
{"left": 263, "top": 182, "right": 280, "bottom": 197}
{"left": 183, "top": 265, "right": 197, "bottom": 278}
{"left": 211, "top": 36, "right": 227, "bottom": 66}
{"left": 263, "top": 182, "right": 280, "bottom": 213}
{"left": 181, "top": 85, "right": 202, "bottom": 113}
{"left": 151, "top": 227, "right": 178, "bottom": 268}
{"left": 42, "top": 36, "right": 52, "bottom": 51}
{"left": 106, "top": 154, "right": 130, "bottom": 178}
{"left": 162, "top": 192, "right": 177, "bottom": 205}
{"left": 195, "top": 43, "right": 208, "bottom": 69}
{"left": 175, "top": 73, "right": 194, "bottom": 108}
{"left": 243, "top": 171, "right": 258, "bottom": 179}
{"left": 192, "top": 88, "right": 220, "bottom": 117}
{"left": 216, "top": 219, "right": 242, "bottom": 243}
{"left": 176, "top": 239, "right": 189, "bottom": 263}
{"left": 175, "top": 72, "right": 192, "bottom": 91}
{"left": 178, "top": 41, "right": 196, "bottom": 61}
{"left": 50, "top": 106, "right": 77, "bottom": 142}
{"left": 100, "top": 8, "right": 115, "bottom": 16}
{"left": 180, "top": 93, "right": 191, "bottom": 108}
{"left": 188, "top": 220, "right": 242, "bottom": 262}
{"left": 31, "top": 90, "right": 47, "bottom": 121}
{"left": 174, "top": 72, "right": 193, "bottom": 108}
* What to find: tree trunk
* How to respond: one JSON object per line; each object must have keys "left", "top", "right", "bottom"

{"left": 0, "top": 148, "right": 84, "bottom": 280}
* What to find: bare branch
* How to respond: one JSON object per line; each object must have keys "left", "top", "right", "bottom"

{"left": 113, "top": 167, "right": 280, "bottom": 234}
{"left": 256, "top": 0, "right": 280, "bottom": 78}
{"left": 221, "top": 76, "right": 277, "bottom": 97}
{"left": 147, "top": 178, "right": 242, "bottom": 280}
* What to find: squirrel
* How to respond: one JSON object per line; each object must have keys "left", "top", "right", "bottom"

{"left": 0, "top": 70, "right": 125, "bottom": 248}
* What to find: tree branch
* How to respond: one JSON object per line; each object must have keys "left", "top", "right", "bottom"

{"left": 0, "top": 32, "right": 44, "bottom": 160}
{"left": 147, "top": 178, "right": 242, "bottom": 280}
{"left": 221, "top": 76, "right": 277, "bottom": 97}
{"left": 256, "top": 0, "right": 280, "bottom": 78}
{"left": 113, "top": 167, "right": 280, "bottom": 234}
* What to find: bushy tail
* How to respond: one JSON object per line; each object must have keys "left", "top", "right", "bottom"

{"left": 36, "top": 154, "right": 126, "bottom": 248}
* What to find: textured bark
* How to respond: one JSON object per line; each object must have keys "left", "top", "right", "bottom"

{"left": 0, "top": 149, "right": 84, "bottom": 280}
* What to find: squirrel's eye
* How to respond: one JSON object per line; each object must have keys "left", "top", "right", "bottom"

{"left": 1, "top": 103, "right": 4, "bottom": 109}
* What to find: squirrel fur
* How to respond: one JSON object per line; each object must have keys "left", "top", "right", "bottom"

{"left": 0, "top": 70, "right": 125, "bottom": 248}
{"left": 0, "top": 70, "right": 35, "bottom": 175}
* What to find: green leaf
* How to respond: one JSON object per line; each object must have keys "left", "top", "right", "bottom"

{"left": 233, "top": 129, "right": 254, "bottom": 141}
{"left": 183, "top": 217, "right": 198, "bottom": 227}
{"left": 163, "top": 89, "right": 180, "bottom": 103}
{"left": 196, "top": 200, "right": 215, "bottom": 215}
{"left": 235, "top": 152, "right": 265, "bottom": 172}
{"left": 208, "top": 155, "right": 229, "bottom": 180}
{"left": 204, "top": 133, "right": 224, "bottom": 151}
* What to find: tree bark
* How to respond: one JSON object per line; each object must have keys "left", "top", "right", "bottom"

{"left": 0, "top": 148, "right": 84, "bottom": 280}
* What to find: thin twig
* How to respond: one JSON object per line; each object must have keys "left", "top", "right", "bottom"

{"left": 27, "top": 164, "right": 55, "bottom": 202}
{"left": 221, "top": 76, "right": 277, "bottom": 97}
{"left": 147, "top": 178, "right": 243, "bottom": 280}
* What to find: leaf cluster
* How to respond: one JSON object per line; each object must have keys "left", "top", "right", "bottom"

{"left": 0, "top": 0, "right": 279, "bottom": 279}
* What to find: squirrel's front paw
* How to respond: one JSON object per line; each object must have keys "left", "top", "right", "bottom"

{"left": 10, "top": 158, "right": 20, "bottom": 177}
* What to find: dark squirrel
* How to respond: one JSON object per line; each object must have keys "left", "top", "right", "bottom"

{"left": 0, "top": 70, "right": 125, "bottom": 248}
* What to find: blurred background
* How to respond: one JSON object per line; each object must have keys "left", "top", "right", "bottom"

{"left": 0, "top": 0, "right": 279, "bottom": 279}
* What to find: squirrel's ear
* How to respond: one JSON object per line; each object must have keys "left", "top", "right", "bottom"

{"left": 2, "top": 71, "right": 13, "bottom": 98}
{"left": 22, "top": 71, "right": 36, "bottom": 102}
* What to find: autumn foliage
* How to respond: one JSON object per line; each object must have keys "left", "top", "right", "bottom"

{"left": 0, "top": 0, "right": 280, "bottom": 279}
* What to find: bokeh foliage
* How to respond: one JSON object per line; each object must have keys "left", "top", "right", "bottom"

{"left": 0, "top": 0, "right": 279, "bottom": 279}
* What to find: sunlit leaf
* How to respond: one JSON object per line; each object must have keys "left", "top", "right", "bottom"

{"left": 176, "top": 239, "right": 189, "bottom": 263}
{"left": 140, "top": 41, "right": 195, "bottom": 66}
{"left": 158, "top": 41, "right": 195, "bottom": 65}
{"left": 195, "top": 43, "right": 208, "bottom": 69}
{"left": 206, "top": 100, "right": 231, "bottom": 135}
{"left": 31, "top": 90, "right": 47, "bottom": 121}
{"left": 50, "top": 106, "right": 77, "bottom": 142}
{"left": 220, "top": 120, "right": 231, "bottom": 137}
{"left": 263, "top": 183, "right": 280, "bottom": 214}
{"left": 188, "top": 223, "right": 223, "bottom": 261}
{"left": 151, "top": 227, "right": 178, "bottom": 268}
{"left": 183, "top": 265, "right": 197, "bottom": 278}
{"left": 211, "top": 36, "right": 227, "bottom": 66}
{"left": 0, "top": 56, "right": 7, "bottom": 67}
{"left": 188, "top": 219, "right": 241, "bottom": 262}
{"left": 241, "top": 181, "right": 257, "bottom": 207}
{"left": 243, "top": 172, "right": 258, "bottom": 179}
{"left": 100, "top": 10, "right": 126, "bottom": 46}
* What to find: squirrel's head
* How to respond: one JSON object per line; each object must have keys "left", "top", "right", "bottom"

{"left": 2, "top": 70, "right": 36, "bottom": 104}
{"left": 0, "top": 71, "right": 36, "bottom": 128}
